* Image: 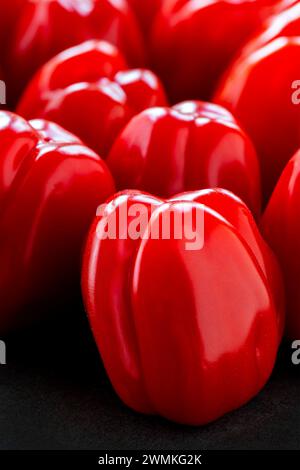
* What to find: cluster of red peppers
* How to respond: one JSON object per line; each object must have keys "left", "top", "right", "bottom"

{"left": 0, "top": 0, "right": 300, "bottom": 426}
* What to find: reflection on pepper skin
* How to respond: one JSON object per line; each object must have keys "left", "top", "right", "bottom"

{"left": 150, "top": 0, "right": 292, "bottom": 103}
{"left": 106, "top": 101, "right": 261, "bottom": 216}
{"left": 82, "top": 188, "right": 283, "bottom": 425}
{"left": 4, "top": 0, "right": 145, "bottom": 104}
{"left": 18, "top": 40, "right": 167, "bottom": 158}
{"left": 215, "top": 2, "right": 300, "bottom": 203}
{"left": 262, "top": 149, "right": 300, "bottom": 340}
{"left": 0, "top": 111, "right": 115, "bottom": 333}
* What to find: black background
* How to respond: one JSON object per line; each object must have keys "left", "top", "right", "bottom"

{"left": 0, "top": 305, "right": 300, "bottom": 450}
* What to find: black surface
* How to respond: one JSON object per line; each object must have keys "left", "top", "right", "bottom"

{"left": 0, "top": 307, "right": 300, "bottom": 451}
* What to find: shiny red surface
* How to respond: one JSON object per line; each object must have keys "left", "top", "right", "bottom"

{"left": 106, "top": 101, "right": 261, "bottom": 215}
{"left": 82, "top": 188, "right": 283, "bottom": 425}
{"left": 262, "top": 149, "right": 300, "bottom": 339}
{"left": 0, "top": 0, "right": 292, "bottom": 427}
{"left": 239, "top": 0, "right": 300, "bottom": 56}
{"left": 4, "top": 0, "right": 145, "bottom": 103}
{"left": 150, "top": 0, "right": 291, "bottom": 103}
{"left": 215, "top": 3, "right": 300, "bottom": 203}
{"left": 0, "top": 111, "right": 115, "bottom": 333}
{"left": 18, "top": 40, "right": 167, "bottom": 158}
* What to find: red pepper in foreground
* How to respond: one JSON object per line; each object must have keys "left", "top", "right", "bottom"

{"left": 107, "top": 101, "right": 261, "bottom": 215}
{"left": 215, "top": 2, "right": 300, "bottom": 203}
{"left": 262, "top": 149, "right": 300, "bottom": 339}
{"left": 150, "top": 0, "right": 291, "bottom": 103}
{"left": 18, "top": 40, "right": 167, "bottom": 158}
{"left": 0, "top": 111, "right": 115, "bottom": 333}
{"left": 82, "top": 188, "right": 284, "bottom": 425}
{"left": 4, "top": 0, "right": 145, "bottom": 104}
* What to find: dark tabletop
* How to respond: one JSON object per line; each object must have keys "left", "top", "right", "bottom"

{"left": 0, "top": 305, "right": 299, "bottom": 451}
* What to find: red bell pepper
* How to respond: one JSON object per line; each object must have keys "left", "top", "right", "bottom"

{"left": 82, "top": 188, "right": 283, "bottom": 425}
{"left": 106, "top": 101, "right": 261, "bottom": 215}
{"left": 215, "top": 3, "right": 300, "bottom": 203}
{"left": 17, "top": 40, "right": 167, "bottom": 158}
{"left": 240, "top": 0, "right": 300, "bottom": 57}
{"left": 150, "top": 0, "right": 291, "bottom": 103}
{"left": 0, "top": 111, "right": 115, "bottom": 333}
{"left": 262, "top": 149, "right": 300, "bottom": 339}
{"left": 4, "top": 0, "right": 145, "bottom": 104}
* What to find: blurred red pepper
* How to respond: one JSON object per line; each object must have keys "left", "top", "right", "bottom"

{"left": 262, "top": 149, "right": 300, "bottom": 339}
{"left": 107, "top": 101, "right": 261, "bottom": 215}
{"left": 239, "top": 0, "right": 300, "bottom": 57}
{"left": 4, "top": 0, "right": 145, "bottom": 104}
{"left": 150, "top": 0, "right": 294, "bottom": 103}
{"left": 82, "top": 188, "right": 283, "bottom": 425}
{"left": 18, "top": 40, "right": 167, "bottom": 158}
{"left": 128, "top": 0, "right": 162, "bottom": 37}
{"left": 0, "top": 0, "right": 27, "bottom": 97}
{"left": 215, "top": 4, "right": 300, "bottom": 203}
{"left": 0, "top": 0, "right": 26, "bottom": 48}
{"left": 0, "top": 111, "right": 115, "bottom": 333}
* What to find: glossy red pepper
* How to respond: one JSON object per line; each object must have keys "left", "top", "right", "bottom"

{"left": 0, "top": 111, "right": 115, "bottom": 333}
{"left": 4, "top": 0, "right": 145, "bottom": 104}
{"left": 150, "top": 0, "right": 292, "bottom": 103}
{"left": 106, "top": 101, "right": 261, "bottom": 215}
{"left": 17, "top": 40, "right": 167, "bottom": 158}
{"left": 82, "top": 188, "right": 283, "bottom": 425}
{"left": 262, "top": 149, "right": 300, "bottom": 339}
{"left": 239, "top": 0, "right": 300, "bottom": 57}
{"left": 215, "top": 4, "right": 300, "bottom": 203}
